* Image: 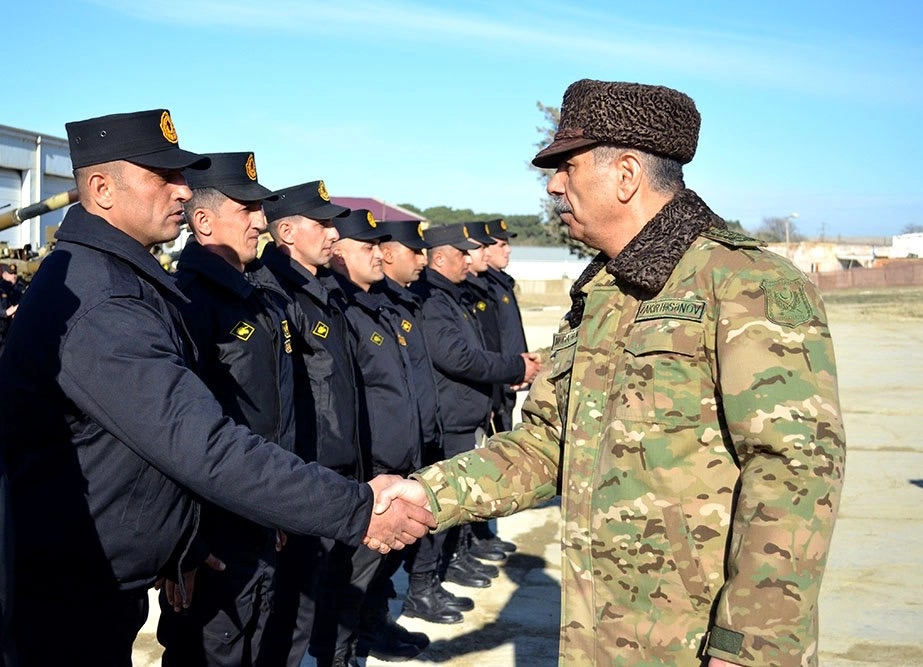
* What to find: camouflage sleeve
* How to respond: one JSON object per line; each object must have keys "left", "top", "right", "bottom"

{"left": 706, "top": 263, "right": 846, "bottom": 666}
{"left": 411, "top": 363, "right": 563, "bottom": 529}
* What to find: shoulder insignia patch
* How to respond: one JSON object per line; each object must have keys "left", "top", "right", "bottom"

{"left": 231, "top": 321, "right": 255, "bottom": 341}
{"left": 370, "top": 331, "right": 384, "bottom": 346}
{"left": 476, "top": 300, "right": 487, "bottom": 311}
{"left": 312, "top": 321, "right": 330, "bottom": 339}
{"left": 636, "top": 298, "right": 706, "bottom": 322}
{"left": 761, "top": 278, "right": 813, "bottom": 327}
{"left": 401, "top": 319, "right": 413, "bottom": 332}
{"left": 701, "top": 227, "right": 765, "bottom": 248}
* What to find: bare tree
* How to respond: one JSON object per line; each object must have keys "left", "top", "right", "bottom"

{"left": 531, "top": 102, "right": 596, "bottom": 258}
{"left": 754, "top": 216, "right": 802, "bottom": 243}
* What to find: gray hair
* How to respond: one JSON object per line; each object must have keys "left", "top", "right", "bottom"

{"left": 591, "top": 144, "right": 684, "bottom": 194}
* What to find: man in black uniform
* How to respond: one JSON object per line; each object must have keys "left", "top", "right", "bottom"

{"left": 0, "top": 109, "right": 432, "bottom": 667}
{"left": 323, "top": 210, "right": 428, "bottom": 665}
{"left": 259, "top": 180, "right": 367, "bottom": 666}
{"left": 482, "top": 219, "right": 529, "bottom": 433}
{"left": 0, "top": 263, "right": 26, "bottom": 353}
{"left": 156, "top": 151, "right": 292, "bottom": 665}
{"left": 411, "top": 223, "right": 541, "bottom": 589}
{"left": 366, "top": 221, "right": 474, "bottom": 632}
{"left": 464, "top": 222, "right": 524, "bottom": 560}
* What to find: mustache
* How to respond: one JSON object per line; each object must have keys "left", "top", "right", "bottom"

{"left": 552, "top": 196, "right": 572, "bottom": 216}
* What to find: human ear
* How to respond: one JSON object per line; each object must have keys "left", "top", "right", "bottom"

{"left": 615, "top": 152, "right": 643, "bottom": 202}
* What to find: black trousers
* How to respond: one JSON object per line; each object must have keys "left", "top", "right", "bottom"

{"left": 12, "top": 584, "right": 147, "bottom": 667}
{"left": 158, "top": 550, "right": 275, "bottom": 667}
{"left": 260, "top": 534, "right": 326, "bottom": 667}
{"left": 310, "top": 538, "right": 383, "bottom": 661}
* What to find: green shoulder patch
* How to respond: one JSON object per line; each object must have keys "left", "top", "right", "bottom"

{"left": 701, "top": 227, "right": 765, "bottom": 248}
{"left": 761, "top": 278, "right": 813, "bottom": 327}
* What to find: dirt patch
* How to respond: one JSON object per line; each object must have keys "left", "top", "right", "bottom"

{"left": 823, "top": 285, "right": 923, "bottom": 320}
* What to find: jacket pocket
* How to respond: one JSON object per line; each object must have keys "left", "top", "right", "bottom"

{"left": 614, "top": 320, "right": 704, "bottom": 424}
{"left": 661, "top": 503, "right": 713, "bottom": 612}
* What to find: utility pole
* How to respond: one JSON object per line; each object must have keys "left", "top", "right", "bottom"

{"left": 785, "top": 212, "right": 799, "bottom": 257}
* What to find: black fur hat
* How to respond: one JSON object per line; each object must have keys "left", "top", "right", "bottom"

{"left": 532, "top": 79, "right": 700, "bottom": 168}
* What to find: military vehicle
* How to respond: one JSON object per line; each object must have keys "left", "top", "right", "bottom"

{"left": 0, "top": 188, "right": 78, "bottom": 276}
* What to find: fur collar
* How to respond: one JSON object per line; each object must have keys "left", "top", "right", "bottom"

{"left": 567, "top": 189, "right": 725, "bottom": 327}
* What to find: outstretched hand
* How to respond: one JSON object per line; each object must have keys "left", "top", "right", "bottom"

{"left": 364, "top": 475, "right": 435, "bottom": 554}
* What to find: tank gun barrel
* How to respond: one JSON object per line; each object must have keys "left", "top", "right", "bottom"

{"left": 0, "top": 188, "right": 78, "bottom": 232}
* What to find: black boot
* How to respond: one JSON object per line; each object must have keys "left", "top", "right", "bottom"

{"left": 472, "top": 522, "right": 517, "bottom": 554}
{"left": 455, "top": 533, "right": 500, "bottom": 579}
{"left": 403, "top": 571, "right": 465, "bottom": 624}
{"left": 435, "top": 580, "right": 474, "bottom": 612}
{"left": 468, "top": 538, "right": 508, "bottom": 561}
{"left": 358, "top": 613, "right": 429, "bottom": 659}
{"left": 443, "top": 554, "right": 491, "bottom": 588}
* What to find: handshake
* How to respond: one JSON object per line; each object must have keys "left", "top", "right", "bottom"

{"left": 363, "top": 475, "right": 434, "bottom": 553}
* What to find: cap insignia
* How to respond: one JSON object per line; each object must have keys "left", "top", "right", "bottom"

{"left": 367, "top": 211, "right": 377, "bottom": 228}
{"left": 245, "top": 153, "right": 257, "bottom": 181}
{"left": 500, "top": 219, "right": 508, "bottom": 230}
{"left": 462, "top": 225, "right": 470, "bottom": 238}
{"left": 318, "top": 181, "right": 330, "bottom": 201}
{"left": 417, "top": 223, "right": 424, "bottom": 239}
{"left": 484, "top": 224, "right": 490, "bottom": 234}
{"left": 160, "top": 111, "right": 178, "bottom": 144}
{"left": 231, "top": 321, "right": 255, "bottom": 341}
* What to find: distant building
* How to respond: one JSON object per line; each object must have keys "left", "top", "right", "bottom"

{"left": 891, "top": 232, "right": 923, "bottom": 258}
{"left": 0, "top": 123, "right": 74, "bottom": 250}
{"left": 765, "top": 241, "right": 880, "bottom": 273}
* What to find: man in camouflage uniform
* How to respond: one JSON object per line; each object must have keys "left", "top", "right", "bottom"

{"left": 379, "top": 79, "right": 846, "bottom": 666}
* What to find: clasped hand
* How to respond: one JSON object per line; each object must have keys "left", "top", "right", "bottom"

{"left": 364, "top": 475, "right": 434, "bottom": 554}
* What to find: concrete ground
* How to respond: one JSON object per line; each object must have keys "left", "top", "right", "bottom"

{"left": 133, "top": 293, "right": 923, "bottom": 666}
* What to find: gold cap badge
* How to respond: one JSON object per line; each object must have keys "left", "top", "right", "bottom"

{"left": 318, "top": 181, "right": 330, "bottom": 201}
{"left": 367, "top": 211, "right": 377, "bottom": 228}
{"left": 160, "top": 111, "right": 178, "bottom": 144}
{"left": 245, "top": 153, "right": 257, "bottom": 181}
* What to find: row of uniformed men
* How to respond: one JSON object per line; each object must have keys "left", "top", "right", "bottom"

{"left": 0, "top": 109, "right": 536, "bottom": 667}
{"left": 161, "top": 151, "right": 541, "bottom": 666}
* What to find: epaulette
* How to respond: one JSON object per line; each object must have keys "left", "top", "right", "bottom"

{"left": 700, "top": 227, "right": 765, "bottom": 249}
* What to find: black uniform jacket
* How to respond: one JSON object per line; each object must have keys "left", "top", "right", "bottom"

{"left": 410, "top": 268, "right": 525, "bottom": 434}
{"left": 260, "top": 244, "right": 363, "bottom": 478}
{"left": 331, "top": 273, "right": 422, "bottom": 476}
{"left": 483, "top": 266, "right": 528, "bottom": 356}
{"left": 0, "top": 205, "right": 373, "bottom": 595}
{"left": 373, "top": 276, "right": 442, "bottom": 454}
{"left": 175, "top": 241, "right": 297, "bottom": 558}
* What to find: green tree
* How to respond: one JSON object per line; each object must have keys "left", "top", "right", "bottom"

{"left": 398, "top": 204, "right": 556, "bottom": 246}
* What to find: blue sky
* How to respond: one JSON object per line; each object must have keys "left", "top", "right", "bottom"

{"left": 5, "top": 0, "right": 921, "bottom": 239}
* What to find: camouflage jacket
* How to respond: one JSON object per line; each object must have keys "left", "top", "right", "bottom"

{"left": 413, "top": 189, "right": 846, "bottom": 666}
